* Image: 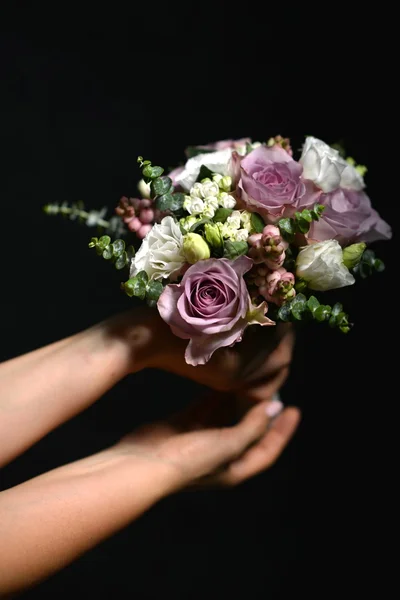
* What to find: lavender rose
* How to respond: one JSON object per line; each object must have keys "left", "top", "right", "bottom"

{"left": 157, "top": 256, "right": 274, "bottom": 366}
{"left": 237, "top": 145, "right": 319, "bottom": 220}
{"left": 309, "top": 188, "right": 392, "bottom": 246}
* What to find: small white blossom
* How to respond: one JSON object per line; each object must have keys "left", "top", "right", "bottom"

{"left": 200, "top": 180, "right": 220, "bottom": 197}
{"left": 231, "top": 228, "right": 249, "bottom": 242}
{"left": 190, "top": 183, "right": 204, "bottom": 198}
{"left": 296, "top": 239, "right": 355, "bottom": 291}
{"left": 202, "top": 196, "right": 219, "bottom": 218}
{"left": 219, "top": 176, "right": 232, "bottom": 192}
{"left": 183, "top": 195, "right": 205, "bottom": 215}
{"left": 174, "top": 148, "right": 233, "bottom": 191}
{"left": 240, "top": 210, "right": 253, "bottom": 231}
{"left": 131, "top": 216, "right": 185, "bottom": 281}
{"left": 218, "top": 192, "right": 236, "bottom": 209}
{"left": 180, "top": 215, "right": 199, "bottom": 232}
{"left": 226, "top": 210, "right": 241, "bottom": 230}
{"left": 137, "top": 178, "right": 151, "bottom": 198}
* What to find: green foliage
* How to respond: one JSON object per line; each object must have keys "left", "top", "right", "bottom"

{"left": 197, "top": 165, "right": 214, "bottom": 181}
{"left": 213, "top": 208, "right": 233, "bottom": 223}
{"left": 121, "top": 271, "right": 164, "bottom": 306}
{"left": 43, "top": 202, "right": 127, "bottom": 237}
{"left": 278, "top": 204, "right": 325, "bottom": 241}
{"left": 88, "top": 236, "right": 135, "bottom": 271}
{"left": 352, "top": 248, "right": 385, "bottom": 278}
{"left": 138, "top": 156, "right": 185, "bottom": 217}
{"left": 223, "top": 240, "right": 249, "bottom": 259}
{"left": 250, "top": 212, "right": 265, "bottom": 233}
{"left": 277, "top": 293, "right": 351, "bottom": 333}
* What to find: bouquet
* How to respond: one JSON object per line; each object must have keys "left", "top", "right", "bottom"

{"left": 45, "top": 136, "right": 392, "bottom": 366}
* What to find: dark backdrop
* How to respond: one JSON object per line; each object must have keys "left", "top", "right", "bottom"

{"left": 0, "top": 8, "right": 397, "bottom": 598}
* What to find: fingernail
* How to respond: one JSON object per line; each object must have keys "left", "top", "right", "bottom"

{"left": 265, "top": 399, "right": 284, "bottom": 418}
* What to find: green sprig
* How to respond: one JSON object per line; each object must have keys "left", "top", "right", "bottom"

{"left": 88, "top": 236, "right": 135, "bottom": 270}
{"left": 121, "top": 271, "right": 164, "bottom": 307}
{"left": 352, "top": 248, "right": 385, "bottom": 279}
{"left": 278, "top": 204, "right": 325, "bottom": 242}
{"left": 137, "top": 156, "right": 185, "bottom": 217}
{"left": 43, "top": 202, "right": 127, "bottom": 237}
{"left": 276, "top": 293, "right": 351, "bottom": 333}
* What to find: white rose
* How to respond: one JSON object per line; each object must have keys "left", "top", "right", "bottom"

{"left": 174, "top": 148, "right": 233, "bottom": 192}
{"left": 226, "top": 210, "right": 241, "bottom": 230}
{"left": 300, "top": 137, "right": 347, "bottom": 193}
{"left": 183, "top": 196, "right": 205, "bottom": 215}
{"left": 296, "top": 239, "right": 355, "bottom": 291}
{"left": 130, "top": 216, "right": 185, "bottom": 281}
{"left": 340, "top": 162, "right": 365, "bottom": 191}
{"left": 218, "top": 192, "right": 236, "bottom": 209}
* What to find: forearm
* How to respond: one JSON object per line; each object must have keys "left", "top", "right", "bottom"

{"left": 0, "top": 446, "right": 173, "bottom": 596}
{"left": 0, "top": 309, "right": 153, "bottom": 466}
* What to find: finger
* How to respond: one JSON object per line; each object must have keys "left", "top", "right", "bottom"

{"left": 168, "top": 392, "right": 233, "bottom": 432}
{"left": 217, "top": 399, "right": 283, "bottom": 462}
{"left": 214, "top": 407, "right": 301, "bottom": 486}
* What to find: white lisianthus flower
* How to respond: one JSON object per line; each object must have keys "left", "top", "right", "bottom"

{"left": 174, "top": 148, "right": 233, "bottom": 192}
{"left": 340, "top": 161, "right": 365, "bottom": 191}
{"left": 183, "top": 195, "right": 205, "bottom": 215}
{"left": 130, "top": 216, "right": 185, "bottom": 281}
{"left": 218, "top": 192, "right": 236, "bottom": 209}
{"left": 231, "top": 228, "right": 250, "bottom": 242}
{"left": 226, "top": 210, "right": 242, "bottom": 230}
{"left": 300, "top": 137, "right": 347, "bottom": 193}
{"left": 296, "top": 239, "right": 355, "bottom": 291}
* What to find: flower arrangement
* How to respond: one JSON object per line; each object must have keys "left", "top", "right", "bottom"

{"left": 45, "top": 136, "right": 392, "bottom": 366}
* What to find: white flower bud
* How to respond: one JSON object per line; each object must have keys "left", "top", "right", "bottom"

{"left": 232, "top": 228, "right": 249, "bottom": 242}
{"left": 212, "top": 173, "right": 223, "bottom": 185}
{"left": 190, "top": 182, "right": 204, "bottom": 198}
{"left": 240, "top": 210, "right": 252, "bottom": 230}
{"left": 201, "top": 180, "right": 220, "bottom": 197}
{"left": 218, "top": 192, "right": 236, "bottom": 209}
{"left": 219, "top": 176, "right": 232, "bottom": 192}
{"left": 137, "top": 178, "right": 151, "bottom": 199}
{"left": 180, "top": 215, "right": 200, "bottom": 232}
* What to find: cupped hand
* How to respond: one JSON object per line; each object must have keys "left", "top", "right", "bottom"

{"left": 117, "top": 307, "right": 295, "bottom": 394}
{"left": 113, "top": 392, "right": 300, "bottom": 492}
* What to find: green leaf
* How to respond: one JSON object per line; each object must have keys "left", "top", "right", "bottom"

{"left": 102, "top": 245, "right": 113, "bottom": 260}
{"left": 126, "top": 245, "right": 135, "bottom": 261}
{"left": 115, "top": 251, "right": 127, "bottom": 270}
{"left": 88, "top": 237, "right": 98, "bottom": 248}
{"left": 156, "top": 192, "right": 185, "bottom": 213}
{"left": 213, "top": 208, "right": 233, "bottom": 223}
{"left": 189, "top": 218, "right": 211, "bottom": 232}
{"left": 300, "top": 209, "right": 313, "bottom": 223}
{"left": 296, "top": 217, "right": 310, "bottom": 234}
{"left": 250, "top": 212, "right": 265, "bottom": 233}
{"left": 98, "top": 235, "right": 111, "bottom": 249}
{"left": 277, "top": 302, "right": 292, "bottom": 322}
{"left": 197, "top": 165, "right": 214, "bottom": 181}
{"left": 307, "top": 295, "right": 320, "bottom": 313}
{"left": 362, "top": 249, "right": 375, "bottom": 265}
{"left": 314, "top": 305, "right": 330, "bottom": 322}
{"left": 136, "top": 270, "right": 149, "bottom": 284}
{"left": 150, "top": 176, "right": 172, "bottom": 197}
{"left": 143, "top": 165, "right": 164, "bottom": 179}
{"left": 278, "top": 218, "right": 295, "bottom": 238}
{"left": 373, "top": 258, "right": 385, "bottom": 272}
{"left": 112, "top": 239, "right": 125, "bottom": 257}
{"left": 122, "top": 276, "right": 147, "bottom": 300}
{"left": 223, "top": 240, "right": 249, "bottom": 259}
{"left": 331, "top": 303, "right": 343, "bottom": 318}
{"left": 146, "top": 280, "right": 164, "bottom": 303}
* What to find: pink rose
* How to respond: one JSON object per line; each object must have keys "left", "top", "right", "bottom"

{"left": 237, "top": 145, "right": 319, "bottom": 220}
{"left": 309, "top": 188, "right": 392, "bottom": 246}
{"left": 157, "top": 256, "right": 274, "bottom": 366}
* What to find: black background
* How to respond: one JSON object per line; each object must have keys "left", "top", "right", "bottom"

{"left": 0, "top": 6, "right": 398, "bottom": 598}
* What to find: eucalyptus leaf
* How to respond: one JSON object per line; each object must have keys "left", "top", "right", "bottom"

{"left": 146, "top": 280, "right": 164, "bottom": 302}
{"left": 143, "top": 165, "right": 164, "bottom": 179}
{"left": 98, "top": 235, "right": 111, "bottom": 249}
{"left": 307, "top": 296, "right": 320, "bottom": 313}
{"left": 112, "top": 239, "right": 125, "bottom": 257}
{"left": 102, "top": 246, "right": 113, "bottom": 260}
{"left": 277, "top": 302, "right": 292, "bottom": 322}
{"left": 115, "top": 251, "right": 127, "bottom": 270}
{"left": 150, "top": 176, "right": 172, "bottom": 197}
{"left": 331, "top": 303, "right": 343, "bottom": 318}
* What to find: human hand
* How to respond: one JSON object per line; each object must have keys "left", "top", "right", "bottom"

{"left": 112, "top": 307, "right": 295, "bottom": 394}
{"left": 113, "top": 392, "right": 300, "bottom": 492}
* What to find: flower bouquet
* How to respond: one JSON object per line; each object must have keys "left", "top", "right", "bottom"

{"left": 45, "top": 136, "right": 392, "bottom": 366}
